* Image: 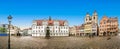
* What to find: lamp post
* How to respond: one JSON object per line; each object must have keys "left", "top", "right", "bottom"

{"left": 8, "top": 15, "right": 12, "bottom": 49}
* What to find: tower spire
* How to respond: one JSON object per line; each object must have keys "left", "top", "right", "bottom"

{"left": 49, "top": 16, "right": 51, "bottom": 20}
{"left": 86, "top": 12, "right": 89, "bottom": 15}
{"left": 86, "top": 12, "right": 90, "bottom": 17}
{"left": 94, "top": 10, "right": 97, "bottom": 13}
{"left": 93, "top": 10, "right": 97, "bottom": 16}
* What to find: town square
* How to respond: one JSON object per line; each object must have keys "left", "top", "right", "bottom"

{"left": 0, "top": 10, "right": 119, "bottom": 49}
{"left": 0, "top": 0, "right": 120, "bottom": 49}
{"left": 0, "top": 36, "right": 120, "bottom": 49}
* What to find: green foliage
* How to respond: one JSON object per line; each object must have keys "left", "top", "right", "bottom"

{"left": 0, "top": 27, "right": 7, "bottom": 33}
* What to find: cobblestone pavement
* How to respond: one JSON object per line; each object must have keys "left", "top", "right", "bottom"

{"left": 0, "top": 36, "right": 120, "bottom": 49}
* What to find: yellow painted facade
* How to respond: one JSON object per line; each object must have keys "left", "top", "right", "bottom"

{"left": 84, "top": 23, "right": 92, "bottom": 33}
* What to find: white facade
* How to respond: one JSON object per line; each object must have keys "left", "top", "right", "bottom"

{"left": 31, "top": 17, "right": 69, "bottom": 36}
{"left": 28, "top": 29, "right": 32, "bottom": 35}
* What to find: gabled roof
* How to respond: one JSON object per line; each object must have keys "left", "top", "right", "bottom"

{"left": 34, "top": 19, "right": 66, "bottom": 26}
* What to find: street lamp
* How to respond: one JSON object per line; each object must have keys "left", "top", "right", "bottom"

{"left": 8, "top": 15, "right": 12, "bottom": 49}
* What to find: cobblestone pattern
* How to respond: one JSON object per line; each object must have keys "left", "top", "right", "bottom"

{"left": 0, "top": 36, "right": 120, "bottom": 49}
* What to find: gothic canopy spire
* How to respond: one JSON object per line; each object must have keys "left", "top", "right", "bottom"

{"left": 49, "top": 16, "right": 51, "bottom": 20}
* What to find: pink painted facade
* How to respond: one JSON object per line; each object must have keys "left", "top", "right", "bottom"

{"left": 99, "top": 16, "right": 119, "bottom": 36}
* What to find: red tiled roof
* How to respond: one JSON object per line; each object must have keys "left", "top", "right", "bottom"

{"left": 75, "top": 26, "right": 80, "bottom": 30}
{"left": 48, "top": 20, "right": 54, "bottom": 26}
{"left": 34, "top": 20, "right": 66, "bottom": 26}
{"left": 35, "top": 20, "right": 42, "bottom": 26}
{"left": 59, "top": 20, "right": 65, "bottom": 26}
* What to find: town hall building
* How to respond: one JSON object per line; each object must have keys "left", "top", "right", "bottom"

{"left": 31, "top": 16, "right": 69, "bottom": 36}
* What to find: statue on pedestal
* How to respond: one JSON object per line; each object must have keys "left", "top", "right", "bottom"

{"left": 45, "top": 26, "right": 50, "bottom": 39}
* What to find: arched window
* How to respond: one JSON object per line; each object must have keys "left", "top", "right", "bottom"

{"left": 89, "top": 18, "right": 91, "bottom": 20}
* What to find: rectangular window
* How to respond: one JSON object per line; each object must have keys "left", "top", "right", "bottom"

{"left": 41, "top": 30, "right": 43, "bottom": 32}
{"left": 41, "top": 26, "right": 43, "bottom": 28}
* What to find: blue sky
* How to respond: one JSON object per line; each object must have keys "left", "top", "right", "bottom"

{"left": 0, "top": 0, "right": 120, "bottom": 29}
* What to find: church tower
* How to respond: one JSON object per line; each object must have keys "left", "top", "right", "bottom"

{"left": 85, "top": 12, "right": 90, "bottom": 23}
{"left": 92, "top": 10, "right": 98, "bottom": 24}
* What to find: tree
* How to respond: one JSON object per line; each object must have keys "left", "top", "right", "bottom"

{"left": 0, "top": 27, "right": 7, "bottom": 33}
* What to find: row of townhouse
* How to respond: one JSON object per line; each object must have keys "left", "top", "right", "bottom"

{"left": 69, "top": 26, "right": 81, "bottom": 36}
{"left": 70, "top": 10, "right": 98, "bottom": 36}
{"left": 70, "top": 10, "right": 119, "bottom": 36}
{"left": 0, "top": 24, "right": 20, "bottom": 35}
{"left": 26, "top": 10, "right": 118, "bottom": 37}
